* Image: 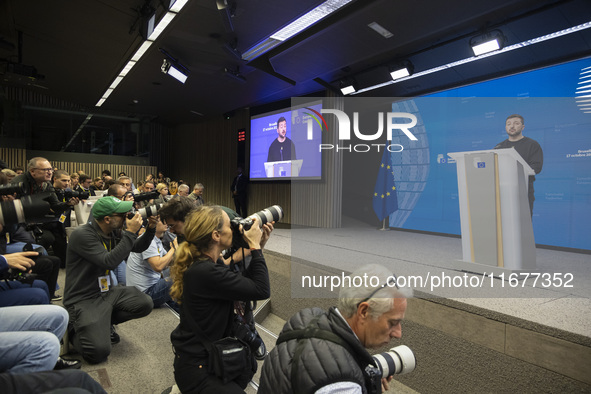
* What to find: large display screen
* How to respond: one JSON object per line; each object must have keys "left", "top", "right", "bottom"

{"left": 249, "top": 101, "right": 323, "bottom": 181}
{"left": 382, "top": 57, "right": 591, "bottom": 250}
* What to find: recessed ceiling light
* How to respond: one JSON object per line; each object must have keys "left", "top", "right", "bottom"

{"left": 368, "top": 22, "right": 393, "bottom": 38}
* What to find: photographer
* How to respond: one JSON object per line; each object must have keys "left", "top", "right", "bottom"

{"left": 39, "top": 170, "right": 76, "bottom": 268}
{"left": 1, "top": 173, "right": 62, "bottom": 301}
{"left": 64, "top": 196, "right": 156, "bottom": 364}
{"left": 10, "top": 158, "right": 79, "bottom": 261}
{"left": 259, "top": 264, "right": 410, "bottom": 394}
{"left": 170, "top": 205, "right": 273, "bottom": 393}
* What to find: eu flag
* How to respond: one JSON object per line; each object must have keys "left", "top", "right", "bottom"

{"left": 373, "top": 149, "right": 398, "bottom": 221}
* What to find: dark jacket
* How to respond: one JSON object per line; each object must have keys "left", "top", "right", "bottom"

{"left": 171, "top": 250, "right": 269, "bottom": 360}
{"left": 259, "top": 307, "right": 374, "bottom": 394}
{"left": 231, "top": 173, "right": 248, "bottom": 196}
{"left": 63, "top": 220, "right": 155, "bottom": 307}
{"left": 11, "top": 172, "right": 69, "bottom": 214}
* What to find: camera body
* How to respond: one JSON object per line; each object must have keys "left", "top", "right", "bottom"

{"left": 229, "top": 205, "right": 283, "bottom": 249}
{"left": 233, "top": 319, "right": 263, "bottom": 352}
{"left": 0, "top": 269, "right": 37, "bottom": 285}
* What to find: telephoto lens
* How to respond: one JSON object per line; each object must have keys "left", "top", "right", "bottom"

{"left": 133, "top": 190, "right": 160, "bottom": 203}
{"left": 372, "top": 345, "right": 416, "bottom": 377}
{"left": 0, "top": 193, "right": 53, "bottom": 226}
{"left": 0, "top": 182, "right": 26, "bottom": 196}
{"left": 229, "top": 205, "right": 283, "bottom": 249}
{"left": 241, "top": 205, "right": 283, "bottom": 231}
{"left": 129, "top": 203, "right": 163, "bottom": 220}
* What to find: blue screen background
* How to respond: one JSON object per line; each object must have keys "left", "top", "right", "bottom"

{"left": 250, "top": 103, "right": 323, "bottom": 180}
{"left": 387, "top": 57, "right": 591, "bottom": 250}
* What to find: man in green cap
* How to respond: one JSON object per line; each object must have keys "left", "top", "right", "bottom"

{"left": 64, "top": 196, "right": 157, "bottom": 364}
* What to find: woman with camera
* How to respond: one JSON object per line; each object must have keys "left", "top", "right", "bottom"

{"left": 170, "top": 205, "right": 272, "bottom": 393}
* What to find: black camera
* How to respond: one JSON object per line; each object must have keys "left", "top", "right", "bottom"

{"left": 0, "top": 269, "right": 37, "bottom": 285}
{"left": 234, "top": 322, "right": 262, "bottom": 350}
{"left": 127, "top": 203, "right": 163, "bottom": 219}
{"left": 230, "top": 205, "right": 283, "bottom": 249}
{"left": 0, "top": 192, "right": 53, "bottom": 226}
{"left": 0, "top": 182, "right": 26, "bottom": 196}
{"left": 133, "top": 190, "right": 159, "bottom": 203}
{"left": 63, "top": 189, "right": 90, "bottom": 200}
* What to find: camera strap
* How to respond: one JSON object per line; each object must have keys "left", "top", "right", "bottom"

{"left": 276, "top": 316, "right": 377, "bottom": 392}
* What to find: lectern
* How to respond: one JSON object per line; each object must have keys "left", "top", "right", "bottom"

{"left": 448, "top": 148, "right": 536, "bottom": 274}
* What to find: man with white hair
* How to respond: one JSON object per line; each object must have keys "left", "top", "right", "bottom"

{"left": 259, "top": 264, "right": 411, "bottom": 394}
{"left": 176, "top": 184, "right": 190, "bottom": 197}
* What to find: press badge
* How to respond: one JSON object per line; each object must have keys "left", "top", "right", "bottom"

{"left": 98, "top": 275, "right": 110, "bottom": 292}
{"left": 59, "top": 213, "right": 67, "bottom": 223}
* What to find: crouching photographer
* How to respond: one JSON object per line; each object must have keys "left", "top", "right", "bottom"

{"left": 259, "top": 264, "right": 414, "bottom": 394}
{"left": 170, "top": 205, "right": 274, "bottom": 393}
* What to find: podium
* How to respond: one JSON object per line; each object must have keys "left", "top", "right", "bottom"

{"left": 448, "top": 148, "right": 536, "bottom": 274}
{"left": 263, "top": 159, "right": 303, "bottom": 178}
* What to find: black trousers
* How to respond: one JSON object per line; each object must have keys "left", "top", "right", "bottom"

{"left": 173, "top": 353, "right": 248, "bottom": 394}
{"left": 39, "top": 222, "right": 68, "bottom": 268}
{"left": 66, "top": 286, "right": 153, "bottom": 364}
{"left": 0, "top": 369, "right": 106, "bottom": 394}
{"left": 30, "top": 255, "right": 60, "bottom": 297}
{"left": 233, "top": 194, "right": 247, "bottom": 218}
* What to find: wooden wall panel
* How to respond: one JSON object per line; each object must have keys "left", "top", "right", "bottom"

{"left": 0, "top": 148, "right": 27, "bottom": 170}
{"left": 0, "top": 147, "right": 156, "bottom": 186}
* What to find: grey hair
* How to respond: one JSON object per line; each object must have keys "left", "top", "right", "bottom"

{"left": 338, "top": 264, "right": 412, "bottom": 320}
{"left": 178, "top": 184, "right": 189, "bottom": 193}
{"left": 194, "top": 183, "right": 204, "bottom": 191}
{"left": 27, "top": 157, "right": 47, "bottom": 171}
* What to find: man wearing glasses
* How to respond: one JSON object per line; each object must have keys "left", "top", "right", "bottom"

{"left": 11, "top": 157, "right": 80, "bottom": 211}
{"left": 64, "top": 196, "right": 157, "bottom": 364}
{"left": 10, "top": 158, "right": 79, "bottom": 269}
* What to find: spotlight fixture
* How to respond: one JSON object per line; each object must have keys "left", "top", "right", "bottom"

{"left": 470, "top": 30, "right": 505, "bottom": 56}
{"left": 339, "top": 78, "right": 357, "bottom": 95}
{"left": 216, "top": 0, "right": 236, "bottom": 33}
{"left": 159, "top": 48, "right": 189, "bottom": 83}
{"left": 389, "top": 60, "right": 414, "bottom": 80}
{"left": 223, "top": 37, "right": 242, "bottom": 60}
{"left": 161, "top": 59, "right": 189, "bottom": 83}
{"left": 224, "top": 66, "right": 247, "bottom": 83}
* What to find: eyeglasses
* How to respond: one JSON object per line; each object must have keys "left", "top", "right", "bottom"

{"left": 356, "top": 275, "right": 399, "bottom": 307}
{"left": 35, "top": 168, "right": 54, "bottom": 173}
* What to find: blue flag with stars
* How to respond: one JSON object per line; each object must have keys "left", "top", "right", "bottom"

{"left": 373, "top": 149, "right": 398, "bottom": 221}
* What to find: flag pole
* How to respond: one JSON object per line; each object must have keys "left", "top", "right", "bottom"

{"left": 379, "top": 217, "right": 390, "bottom": 231}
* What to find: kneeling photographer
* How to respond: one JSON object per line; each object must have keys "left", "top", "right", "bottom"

{"left": 170, "top": 205, "right": 274, "bottom": 393}
{"left": 259, "top": 264, "right": 414, "bottom": 394}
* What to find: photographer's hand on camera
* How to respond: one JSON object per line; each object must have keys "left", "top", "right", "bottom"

{"left": 4, "top": 251, "right": 38, "bottom": 272}
{"left": 146, "top": 215, "right": 159, "bottom": 229}
{"left": 260, "top": 222, "right": 274, "bottom": 249}
{"left": 170, "top": 237, "right": 179, "bottom": 252}
{"left": 382, "top": 376, "right": 393, "bottom": 392}
{"left": 241, "top": 218, "right": 263, "bottom": 250}
{"left": 66, "top": 196, "right": 80, "bottom": 206}
{"left": 125, "top": 212, "right": 144, "bottom": 234}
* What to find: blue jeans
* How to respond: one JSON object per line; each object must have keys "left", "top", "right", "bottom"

{"left": 0, "top": 305, "right": 68, "bottom": 373}
{"left": 0, "top": 280, "right": 50, "bottom": 306}
{"left": 145, "top": 277, "right": 173, "bottom": 308}
{"left": 111, "top": 261, "right": 126, "bottom": 286}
